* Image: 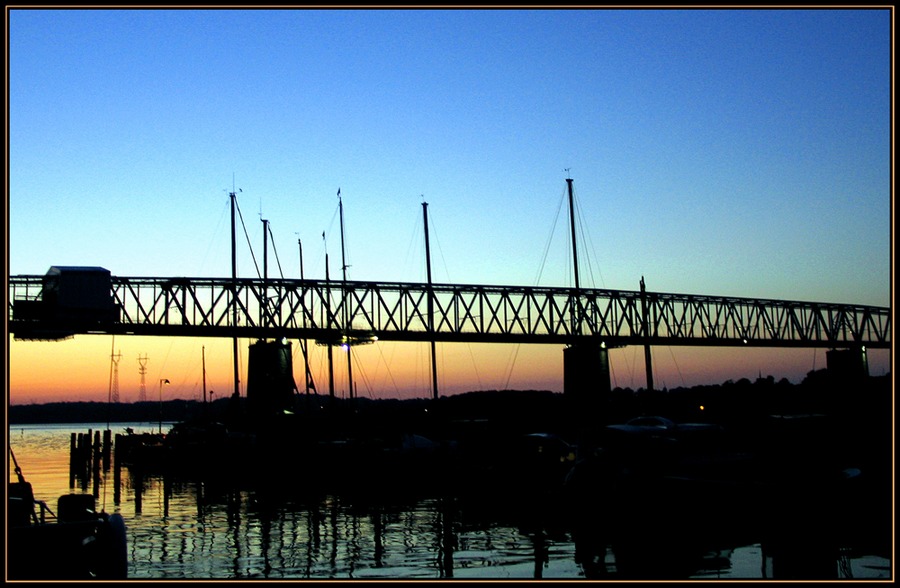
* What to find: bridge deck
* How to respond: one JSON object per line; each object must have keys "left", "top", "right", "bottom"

{"left": 8, "top": 275, "right": 891, "bottom": 348}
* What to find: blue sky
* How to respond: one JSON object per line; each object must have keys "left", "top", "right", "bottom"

{"left": 7, "top": 8, "right": 892, "bottom": 401}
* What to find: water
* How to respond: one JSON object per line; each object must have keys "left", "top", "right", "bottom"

{"left": 7, "top": 423, "right": 893, "bottom": 580}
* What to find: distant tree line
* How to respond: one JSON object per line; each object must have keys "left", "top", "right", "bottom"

{"left": 8, "top": 369, "right": 890, "bottom": 429}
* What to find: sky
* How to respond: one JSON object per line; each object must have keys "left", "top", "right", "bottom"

{"left": 6, "top": 7, "right": 893, "bottom": 405}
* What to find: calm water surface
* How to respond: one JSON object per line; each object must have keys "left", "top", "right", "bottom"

{"left": 7, "top": 423, "right": 892, "bottom": 580}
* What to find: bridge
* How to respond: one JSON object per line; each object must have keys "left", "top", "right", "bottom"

{"left": 8, "top": 271, "right": 890, "bottom": 348}
{"left": 8, "top": 265, "right": 889, "bottom": 407}
{"left": 8, "top": 181, "right": 888, "bottom": 406}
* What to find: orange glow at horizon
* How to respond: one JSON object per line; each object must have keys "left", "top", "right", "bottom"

{"left": 8, "top": 334, "right": 891, "bottom": 405}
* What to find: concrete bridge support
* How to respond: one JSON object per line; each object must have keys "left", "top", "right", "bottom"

{"left": 563, "top": 343, "right": 612, "bottom": 430}
{"left": 826, "top": 346, "right": 869, "bottom": 384}
{"left": 247, "top": 339, "right": 298, "bottom": 425}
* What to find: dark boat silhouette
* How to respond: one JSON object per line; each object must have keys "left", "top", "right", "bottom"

{"left": 8, "top": 449, "right": 128, "bottom": 580}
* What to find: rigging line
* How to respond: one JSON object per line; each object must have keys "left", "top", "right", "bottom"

{"left": 374, "top": 340, "right": 402, "bottom": 396}
{"left": 427, "top": 208, "right": 452, "bottom": 282}
{"left": 623, "top": 344, "right": 636, "bottom": 389}
{"left": 609, "top": 355, "right": 618, "bottom": 390}
{"left": 318, "top": 204, "right": 341, "bottom": 275}
{"left": 234, "top": 197, "right": 262, "bottom": 279}
{"left": 427, "top": 210, "right": 482, "bottom": 392}
{"left": 404, "top": 208, "right": 423, "bottom": 280}
{"left": 667, "top": 346, "right": 686, "bottom": 387}
{"left": 199, "top": 198, "right": 231, "bottom": 275}
{"left": 466, "top": 342, "right": 485, "bottom": 392}
{"left": 502, "top": 344, "right": 522, "bottom": 390}
{"left": 350, "top": 349, "right": 374, "bottom": 399}
{"left": 631, "top": 346, "right": 639, "bottom": 389}
{"left": 580, "top": 205, "right": 607, "bottom": 289}
{"left": 533, "top": 186, "right": 567, "bottom": 286}
{"left": 500, "top": 185, "right": 567, "bottom": 391}
{"left": 506, "top": 185, "right": 567, "bottom": 388}
{"left": 268, "top": 224, "right": 286, "bottom": 279}
{"left": 572, "top": 182, "right": 606, "bottom": 289}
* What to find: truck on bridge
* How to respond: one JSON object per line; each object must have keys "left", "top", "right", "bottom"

{"left": 12, "top": 266, "right": 120, "bottom": 340}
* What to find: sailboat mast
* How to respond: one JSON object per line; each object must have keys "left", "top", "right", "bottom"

{"left": 230, "top": 189, "right": 240, "bottom": 399}
{"left": 202, "top": 345, "right": 207, "bottom": 404}
{"left": 423, "top": 201, "right": 439, "bottom": 401}
{"left": 298, "top": 238, "right": 305, "bottom": 280}
{"left": 566, "top": 177, "right": 582, "bottom": 336}
{"left": 326, "top": 252, "right": 335, "bottom": 401}
{"left": 338, "top": 190, "right": 354, "bottom": 401}
{"left": 566, "top": 177, "right": 581, "bottom": 292}
{"left": 299, "top": 238, "right": 313, "bottom": 397}
{"left": 260, "top": 218, "right": 270, "bottom": 328}
{"left": 640, "top": 276, "right": 654, "bottom": 393}
{"left": 262, "top": 218, "right": 269, "bottom": 281}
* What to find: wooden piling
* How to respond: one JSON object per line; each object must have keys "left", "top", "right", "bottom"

{"left": 134, "top": 468, "right": 143, "bottom": 514}
{"left": 93, "top": 431, "right": 101, "bottom": 498}
{"left": 103, "top": 429, "right": 112, "bottom": 471}
{"left": 69, "top": 432, "right": 77, "bottom": 488}
{"left": 78, "top": 433, "right": 90, "bottom": 491}
{"left": 113, "top": 434, "right": 122, "bottom": 505}
{"left": 164, "top": 473, "right": 170, "bottom": 518}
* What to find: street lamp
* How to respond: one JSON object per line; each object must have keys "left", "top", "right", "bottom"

{"left": 158, "top": 378, "right": 170, "bottom": 434}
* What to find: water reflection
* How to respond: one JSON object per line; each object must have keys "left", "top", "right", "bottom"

{"left": 114, "top": 463, "right": 885, "bottom": 580}
{"left": 9, "top": 423, "right": 892, "bottom": 580}
{"left": 116, "top": 468, "right": 583, "bottom": 579}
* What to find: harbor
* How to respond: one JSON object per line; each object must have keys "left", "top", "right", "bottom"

{"left": 9, "top": 368, "right": 893, "bottom": 580}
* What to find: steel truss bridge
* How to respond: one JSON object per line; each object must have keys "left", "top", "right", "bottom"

{"left": 7, "top": 275, "right": 891, "bottom": 349}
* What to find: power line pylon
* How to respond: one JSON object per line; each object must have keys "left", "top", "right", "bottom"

{"left": 137, "top": 354, "right": 148, "bottom": 402}
{"left": 111, "top": 350, "right": 122, "bottom": 403}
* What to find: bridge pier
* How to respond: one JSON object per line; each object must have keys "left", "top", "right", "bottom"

{"left": 826, "top": 346, "right": 869, "bottom": 384}
{"left": 246, "top": 339, "right": 298, "bottom": 427}
{"left": 563, "top": 343, "right": 612, "bottom": 431}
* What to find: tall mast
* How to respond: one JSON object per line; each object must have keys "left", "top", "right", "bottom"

{"left": 566, "top": 176, "right": 582, "bottom": 336}
{"left": 261, "top": 218, "right": 270, "bottom": 328}
{"left": 423, "top": 201, "right": 439, "bottom": 401}
{"left": 262, "top": 218, "right": 269, "bottom": 281}
{"left": 338, "top": 190, "right": 354, "bottom": 401}
{"left": 325, "top": 252, "right": 335, "bottom": 401}
{"left": 299, "top": 238, "right": 313, "bottom": 397}
{"left": 298, "top": 238, "right": 305, "bottom": 281}
{"left": 202, "top": 345, "right": 207, "bottom": 404}
{"left": 566, "top": 176, "right": 581, "bottom": 292}
{"left": 640, "top": 276, "right": 654, "bottom": 393}
{"left": 230, "top": 188, "right": 240, "bottom": 399}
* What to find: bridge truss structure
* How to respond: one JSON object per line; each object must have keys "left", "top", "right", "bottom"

{"left": 8, "top": 275, "right": 891, "bottom": 350}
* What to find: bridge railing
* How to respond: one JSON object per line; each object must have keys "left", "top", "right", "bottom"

{"left": 8, "top": 275, "right": 891, "bottom": 348}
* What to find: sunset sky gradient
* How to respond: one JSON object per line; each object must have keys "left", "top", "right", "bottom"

{"left": 7, "top": 8, "right": 892, "bottom": 405}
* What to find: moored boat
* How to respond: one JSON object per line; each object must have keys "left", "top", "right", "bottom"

{"left": 8, "top": 450, "right": 128, "bottom": 580}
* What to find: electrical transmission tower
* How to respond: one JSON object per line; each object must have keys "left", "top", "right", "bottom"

{"left": 137, "top": 354, "right": 148, "bottom": 402}
{"left": 110, "top": 349, "right": 122, "bottom": 403}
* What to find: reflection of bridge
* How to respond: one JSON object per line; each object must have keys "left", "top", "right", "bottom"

{"left": 8, "top": 273, "right": 891, "bottom": 348}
